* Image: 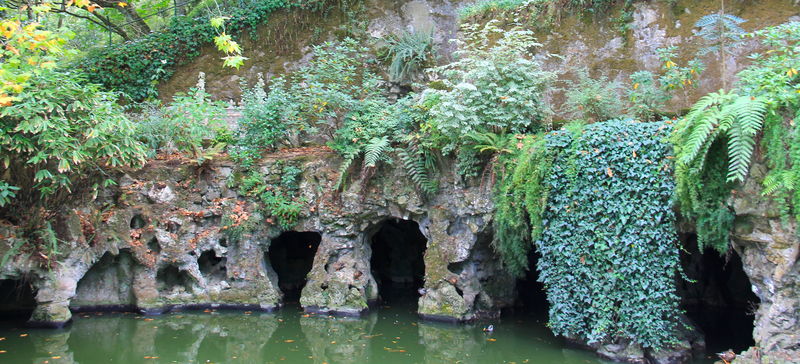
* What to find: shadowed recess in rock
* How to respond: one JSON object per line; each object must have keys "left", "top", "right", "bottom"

{"left": 198, "top": 250, "right": 227, "bottom": 283}
{"left": 369, "top": 219, "right": 427, "bottom": 305}
{"left": 678, "top": 233, "right": 759, "bottom": 354}
{"left": 268, "top": 231, "right": 322, "bottom": 302}
{"left": 72, "top": 250, "right": 137, "bottom": 311}
{"left": 514, "top": 250, "right": 548, "bottom": 317}
{"left": 157, "top": 265, "right": 195, "bottom": 295}
{"left": 0, "top": 278, "right": 36, "bottom": 320}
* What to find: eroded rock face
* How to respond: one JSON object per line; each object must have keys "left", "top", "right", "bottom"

{"left": 732, "top": 162, "right": 800, "bottom": 364}
{"left": 0, "top": 151, "right": 514, "bottom": 326}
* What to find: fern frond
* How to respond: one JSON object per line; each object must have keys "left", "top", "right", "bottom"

{"left": 725, "top": 96, "right": 767, "bottom": 182}
{"left": 399, "top": 140, "right": 438, "bottom": 196}
{"left": 335, "top": 152, "right": 357, "bottom": 191}
{"left": 363, "top": 136, "right": 391, "bottom": 168}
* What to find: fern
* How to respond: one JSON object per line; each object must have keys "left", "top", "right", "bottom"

{"left": 399, "top": 139, "right": 438, "bottom": 196}
{"left": 363, "top": 136, "right": 391, "bottom": 168}
{"left": 672, "top": 89, "right": 769, "bottom": 253}
{"left": 335, "top": 151, "right": 358, "bottom": 191}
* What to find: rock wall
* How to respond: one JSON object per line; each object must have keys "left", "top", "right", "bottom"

{"left": 158, "top": 0, "right": 799, "bottom": 116}
{"left": 0, "top": 149, "right": 514, "bottom": 327}
{"left": 731, "top": 161, "right": 800, "bottom": 364}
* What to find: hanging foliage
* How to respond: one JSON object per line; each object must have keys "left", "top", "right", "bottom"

{"left": 494, "top": 120, "right": 682, "bottom": 348}
{"left": 536, "top": 120, "right": 682, "bottom": 349}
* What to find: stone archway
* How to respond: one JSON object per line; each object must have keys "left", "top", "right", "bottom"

{"left": 679, "top": 233, "right": 759, "bottom": 354}
{"left": 0, "top": 278, "right": 36, "bottom": 322}
{"left": 268, "top": 231, "right": 322, "bottom": 302}
{"left": 368, "top": 218, "right": 427, "bottom": 307}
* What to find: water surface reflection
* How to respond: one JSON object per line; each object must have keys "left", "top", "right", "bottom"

{"left": 0, "top": 304, "right": 714, "bottom": 363}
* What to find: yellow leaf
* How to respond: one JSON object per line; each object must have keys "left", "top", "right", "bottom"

{"left": 0, "top": 93, "right": 16, "bottom": 107}
{"left": 633, "top": 83, "right": 639, "bottom": 90}
{"left": 117, "top": 1, "right": 127, "bottom": 7}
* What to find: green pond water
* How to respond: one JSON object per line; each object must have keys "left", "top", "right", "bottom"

{"left": 0, "top": 301, "right": 720, "bottom": 364}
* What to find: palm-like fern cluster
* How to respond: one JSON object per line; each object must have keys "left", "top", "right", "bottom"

{"left": 672, "top": 91, "right": 769, "bottom": 253}
{"left": 671, "top": 21, "right": 800, "bottom": 253}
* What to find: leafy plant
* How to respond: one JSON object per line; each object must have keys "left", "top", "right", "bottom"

{"left": 627, "top": 71, "right": 670, "bottom": 121}
{"left": 694, "top": 5, "right": 746, "bottom": 90}
{"left": 671, "top": 22, "right": 799, "bottom": 253}
{"left": 562, "top": 70, "right": 624, "bottom": 123}
{"left": 534, "top": 120, "right": 681, "bottom": 349}
{"left": 427, "top": 20, "right": 556, "bottom": 152}
{"left": 231, "top": 74, "right": 295, "bottom": 167}
{"left": 236, "top": 165, "right": 305, "bottom": 230}
{"left": 381, "top": 30, "right": 436, "bottom": 83}
{"left": 656, "top": 46, "right": 704, "bottom": 91}
{"left": 132, "top": 76, "right": 228, "bottom": 160}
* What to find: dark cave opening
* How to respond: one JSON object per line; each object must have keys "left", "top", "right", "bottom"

{"left": 267, "top": 231, "right": 322, "bottom": 302}
{"left": 514, "top": 250, "right": 548, "bottom": 317}
{"left": 369, "top": 218, "right": 427, "bottom": 305}
{"left": 198, "top": 250, "right": 227, "bottom": 282}
{"left": 0, "top": 279, "right": 36, "bottom": 321}
{"left": 156, "top": 265, "right": 195, "bottom": 294}
{"left": 72, "top": 250, "right": 136, "bottom": 310}
{"left": 679, "top": 232, "right": 759, "bottom": 354}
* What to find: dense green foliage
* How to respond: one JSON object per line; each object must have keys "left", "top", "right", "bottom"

{"left": 81, "top": 0, "right": 289, "bottom": 100}
{"left": 494, "top": 120, "right": 681, "bottom": 347}
{"left": 133, "top": 83, "right": 228, "bottom": 161}
{"left": 562, "top": 71, "right": 623, "bottom": 123}
{"left": 427, "top": 21, "right": 556, "bottom": 152}
{"left": 672, "top": 22, "right": 799, "bottom": 253}
{"left": 538, "top": 120, "right": 680, "bottom": 348}
{"left": 381, "top": 30, "right": 436, "bottom": 83}
{"left": 492, "top": 132, "right": 559, "bottom": 276}
{"left": 0, "top": 67, "right": 147, "bottom": 209}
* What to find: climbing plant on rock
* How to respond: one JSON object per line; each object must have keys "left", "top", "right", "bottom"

{"left": 532, "top": 120, "right": 681, "bottom": 349}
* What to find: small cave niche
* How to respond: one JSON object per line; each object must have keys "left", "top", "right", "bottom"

{"left": 0, "top": 278, "right": 36, "bottom": 321}
{"left": 130, "top": 213, "right": 146, "bottom": 229}
{"left": 369, "top": 218, "right": 427, "bottom": 305}
{"left": 72, "top": 250, "right": 136, "bottom": 310}
{"left": 267, "top": 231, "right": 322, "bottom": 302}
{"left": 198, "top": 250, "right": 227, "bottom": 283}
{"left": 678, "top": 233, "right": 759, "bottom": 354}
{"left": 156, "top": 265, "right": 195, "bottom": 294}
{"left": 147, "top": 237, "right": 161, "bottom": 254}
{"left": 514, "top": 250, "right": 548, "bottom": 317}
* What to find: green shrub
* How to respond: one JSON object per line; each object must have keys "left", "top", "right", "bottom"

{"left": 133, "top": 82, "right": 227, "bottom": 160}
{"left": 231, "top": 75, "right": 295, "bottom": 168}
{"left": 562, "top": 70, "right": 624, "bottom": 123}
{"left": 381, "top": 30, "right": 436, "bottom": 83}
{"left": 626, "top": 71, "right": 669, "bottom": 121}
{"left": 0, "top": 68, "right": 147, "bottom": 208}
{"left": 533, "top": 120, "right": 681, "bottom": 349}
{"left": 82, "top": 0, "right": 289, "bottom": 101}
{"left": 427, "top": 20, "right": 556, "bottom": 152}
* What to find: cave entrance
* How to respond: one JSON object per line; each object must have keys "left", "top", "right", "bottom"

{"left": 268, "top": 231, "right": 321, "bottom": 302}
{"left": 369, "top": 218, "right": 427, "bottom": 306}
{"left": 515, "top": 250, "right": 548, "bottom": 317}
{"left": 0, "top": 279, "right": 36, "bottom": 321}
{"left": 679, "top": 233, "right": 758, "bottom": 354}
